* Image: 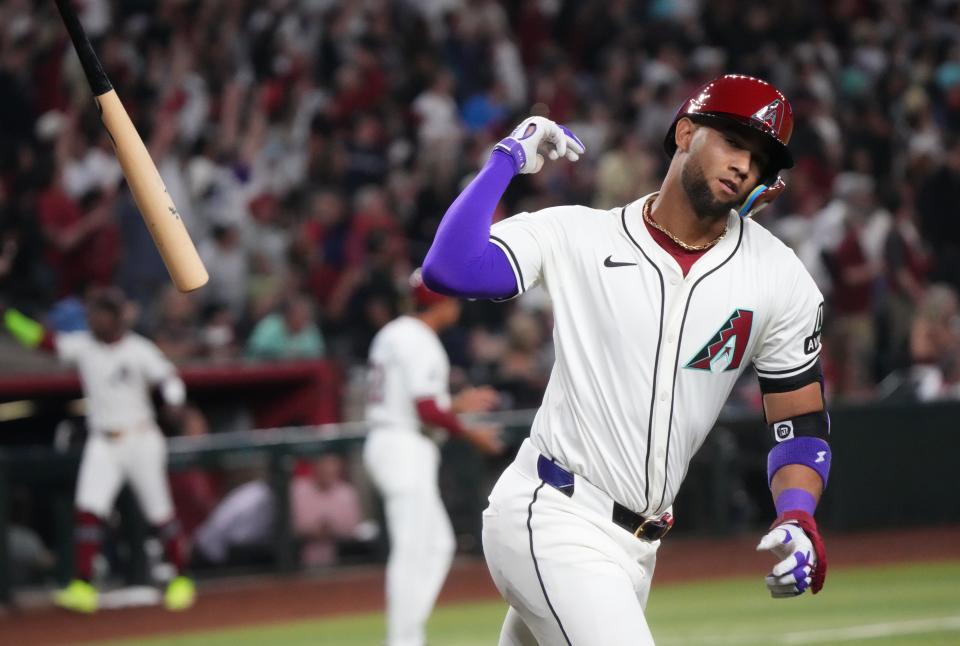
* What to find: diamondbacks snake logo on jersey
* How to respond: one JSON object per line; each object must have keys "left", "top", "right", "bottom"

{"left": 685, "top": 309, "right": 754, "bottom": 373}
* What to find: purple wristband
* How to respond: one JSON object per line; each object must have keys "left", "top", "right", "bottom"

{"left": 775, "top": 488, "right": 818, "bottom": 517}
{"left": 494, "top": 138, "right": 526, "bottom": 174}
{"left": 767, "top": 436, "right": 831, "bottom": 488}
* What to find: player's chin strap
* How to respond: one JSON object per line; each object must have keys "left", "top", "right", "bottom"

{"left": 737, "top": 176, "right": 786, "bottom": 219}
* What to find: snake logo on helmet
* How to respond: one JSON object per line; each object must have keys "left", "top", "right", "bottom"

{"left": 664, "top": 74, "right": 795, "bottom": 219}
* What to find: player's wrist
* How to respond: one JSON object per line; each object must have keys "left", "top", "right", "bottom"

{"left": 492, "top": 138, "right": 525, "bottom": 175}
{"left": 771, "top": 509, "right": 816, "bottom": 533}
{"left": 774, "top": 488, "right": 817, "bottom": 518}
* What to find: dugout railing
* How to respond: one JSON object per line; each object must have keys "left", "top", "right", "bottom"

{"left": 1, "top": 400, "right": 959, "bottom": 603}
{"left": 0, "top": 409, "right": 539, "bottom": 603}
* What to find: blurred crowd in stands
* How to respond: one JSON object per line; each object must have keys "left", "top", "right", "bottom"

{"left": 2, "top": 0, "right": 960, "bottom": 413}
{"left": 5, "top": 0, "right": 960, "bottom": 584}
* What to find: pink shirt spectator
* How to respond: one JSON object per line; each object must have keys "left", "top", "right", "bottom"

{"left": 290, "top": 455, "right": 363, "bottom": 567}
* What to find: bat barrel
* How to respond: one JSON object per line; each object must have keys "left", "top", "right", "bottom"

{"left": 55, "top": 1, "right": 208, "bottom": 293}
{"left": 98, "top": 91, "right": 209, "bottom": 292}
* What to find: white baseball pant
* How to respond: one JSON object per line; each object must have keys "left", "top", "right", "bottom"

{"left": 74, "top": 421, "right": 174, "bottom": 525}
{"left": 364, "top": 429, "right": 456, "bottom": 646}
{"left": 483, "top": 439, "right": 660, "bottom": 646}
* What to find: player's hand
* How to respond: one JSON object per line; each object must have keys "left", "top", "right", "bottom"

{"left": 756, "top": 512, "right": 828, "bottom": 597}
{"left": 464, "top": 424, "right": 505, "bottom": 456}
{"left": 453, "top": 386, "right": 500, "bottom": 414}
{"left": 494, "top": 116, "right": 585, "bottom": 175}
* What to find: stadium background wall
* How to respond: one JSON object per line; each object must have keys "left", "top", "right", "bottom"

{"left": 0, "top": 399, "right": 956, "bottom": 602}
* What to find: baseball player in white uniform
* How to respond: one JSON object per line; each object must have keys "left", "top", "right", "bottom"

{"left": 363, "top": 272, "right": 503, "bottom": 646}
{"left": 422, "top": 75, "right": 832, "bottom": 645}
{"left": 3, "top": 288, "right": 195, "bottom": 613}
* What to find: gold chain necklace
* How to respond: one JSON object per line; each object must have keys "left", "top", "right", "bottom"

{"left": 642, "top": 193, "right": 728, "bottom": 252}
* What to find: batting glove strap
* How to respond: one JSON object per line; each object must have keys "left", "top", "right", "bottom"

{"left": 491, "top": 116, "right": 585, "bottom": 175}
{"left": 494, "top": 138, "right": 526, "bottom": 175}
{"left": 773, "top": 510, "right": 828, "bottom": 594}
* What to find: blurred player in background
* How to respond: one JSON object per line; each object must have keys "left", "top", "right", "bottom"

{"left": 363, "top": 270, "right": 503, "bottom": 646}
{"left": 2, "top": 288, "right": 195, "bottom": 613}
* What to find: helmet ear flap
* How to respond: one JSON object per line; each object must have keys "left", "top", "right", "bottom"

{"left": 737, "top": 177, "right": 786, "bottom": 218}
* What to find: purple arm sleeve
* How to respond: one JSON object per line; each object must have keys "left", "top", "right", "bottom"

{"left": 422, "top": 152, "right": 519, "bottom": 299}
{"left": 775, "top": 488, "right": 818, "bottom": 516}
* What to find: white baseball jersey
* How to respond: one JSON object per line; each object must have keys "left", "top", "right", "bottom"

{"left": 489, "top": 192, "right": 823, "bottom": 516}
{"left": 364, "top": 315, "right": 458, "bottom": 645}
{"left": 365, "top": 316, "right": 452, "bottom": 432}
{"left": 56, "top": 331, "right": 179, "bottom": 433}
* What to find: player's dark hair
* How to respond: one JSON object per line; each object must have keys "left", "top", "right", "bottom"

{"left": 87, "top": 286, "right": 126, "bottom": 317}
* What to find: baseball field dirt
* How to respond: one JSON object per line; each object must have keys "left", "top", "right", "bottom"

{"left": 2, "top": 525, "right": 958, "bottom": 645}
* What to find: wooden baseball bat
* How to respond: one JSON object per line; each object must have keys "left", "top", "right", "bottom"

{"left": 54, "top": 0, "right": 209, "bottom": 292}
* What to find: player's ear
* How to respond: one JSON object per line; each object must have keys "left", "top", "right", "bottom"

{"left": 674, "top": 117, "right": 697, "bottom": 154}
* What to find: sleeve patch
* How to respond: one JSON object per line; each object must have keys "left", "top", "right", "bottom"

{"left": 803, "top": 302, "right": 824, "bottom": 355}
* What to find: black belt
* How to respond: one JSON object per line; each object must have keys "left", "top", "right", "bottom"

{"left": 536, "top": 454, "right": 674, "bottom": 542}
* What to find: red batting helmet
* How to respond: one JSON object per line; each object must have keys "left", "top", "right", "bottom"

{"left": 664, "top": 74, "right": 794, "bottom": 217}
{"left": 409, "top": 268, "right": 450, "bottom": 309}
{"left": 664, "top": 74, "right": 794, "bottom": 173}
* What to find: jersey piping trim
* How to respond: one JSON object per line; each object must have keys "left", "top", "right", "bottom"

{"left": 489, "top": 235, "right": 525, "bottom": 297}
{"left": 620, "top": 206, "right": 666, "bottom": 515}
{"left": 656, "top": 218, "right": 745, "bottom": 515}
{"left": 754, "top": 352, "right": 821, "bottom": 377}
{"left": 527, "top": 481, "right": 573, "bottom": 646}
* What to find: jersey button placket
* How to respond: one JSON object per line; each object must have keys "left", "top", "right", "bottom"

{"left": 650, "top": 282, "right": 686, "bottom": 511}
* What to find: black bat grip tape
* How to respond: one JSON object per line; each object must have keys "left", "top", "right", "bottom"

{"left": 54, "top": 0, "right": 113, "bottom": 96}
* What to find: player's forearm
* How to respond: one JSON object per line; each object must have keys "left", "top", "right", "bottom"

{"left": 763, "top": 384, "right": 830, "bottom": 518}
{"left": 422, "top": 152, "right": 518, "bottom": 299}
{"left": 415, "top": 397, "right": 466, "bottom": 437}
{"left": 771, "top": 464, "right": 822, "bottom": 516}
{"left": 767, "top": 417, "right": 830, "bottom": 517}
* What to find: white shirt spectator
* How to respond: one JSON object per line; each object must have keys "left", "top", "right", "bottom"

{"left": 193, "top": 481, "right": 274, "bottom": 564}
{"left": 412, "top": 84, "right": 462, "bottom": 147}
{"left": 492, "top": 36, "right": 527, "bottom": 109}
{"left": 198, "top": 228, "right": 249, "bottom": 317}
{"left": 62, "top": 148, "right": 123, "bottom": 199}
